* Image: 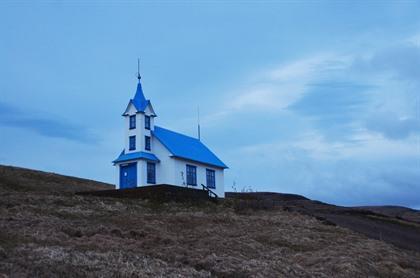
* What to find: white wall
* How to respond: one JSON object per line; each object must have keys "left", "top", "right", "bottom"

{"left": 134, "top": 138, "right": 174, "bottom": 187}
{"left": 152, "top": 138, "right": 175, "bottom": 185}
{"left": 172, "top": 158, "right": 225, "bottom": 198}
{"left": 124, "top": 104, "right": 137, "bottom": 153}
{"left": 115, "top": 166, "right": 120, "bottom": 189}
{"left": 124, "top": 103, "right": 154, "bottom": 154}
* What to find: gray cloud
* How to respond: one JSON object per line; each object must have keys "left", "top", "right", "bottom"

{"left": 289, "top": 82, "right": 373, "bottom": 122}
{"left": 370, "top": 45, "right": 420, "bottom": 81}
{"left": 287, "top": 81, "right": 374, "bottom": 140}
{"left": 226, "top": 140, "right": 420, "bottom": 208}
{"left": 349, "top": 44, "right": 420, "bottom": 140}
{"left": 327, "top": 161, "right": 420, "bottom": 208}
{"left": 353, "top": 44, "right": 420, "bottom": 83}
{"left": 366, "top": 112, "right": 420, "bottom": 140}
{"left": 0, "top": 101, "right": 99, "bottom": 144}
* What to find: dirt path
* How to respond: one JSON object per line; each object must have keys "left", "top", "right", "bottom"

{"left": 227, "top": 192, "right": 420, "bottom": 253}
{"left": 318, "top": 213, "right": 420, "bottom": 252}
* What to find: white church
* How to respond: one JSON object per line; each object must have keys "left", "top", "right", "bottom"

{"left": 113, "top": 73, "right": 227, "bottom": 198}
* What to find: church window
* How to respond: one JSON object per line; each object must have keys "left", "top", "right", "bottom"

{"left": 186, "top": 164, "right": 197, "bottom": 186}
{"left": 129, "top": 136, "right": 136, "bottom": 150}
{"left": 145, "top": 115, "right": 151, "bottom": 130}
{"left": 206, "top": 169, "right": 216, "bottom": 189}
{"left": 147, "top": 162, "right": 156, "bottom": 184}
{"left": 129, "top": 115, "right": 136, "bottom": 129}
{"left": 145, "top": 136, "right": 151, "bottom": 151}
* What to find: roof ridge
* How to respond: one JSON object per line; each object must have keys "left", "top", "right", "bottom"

{"left": 154, "top": 125, "right": 201, "bottom": 142}
{"left": 153, "top": 125, "right": 228, "bottom": 169}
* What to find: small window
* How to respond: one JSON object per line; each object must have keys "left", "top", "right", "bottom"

{"left": 145, "top": 136, "right": 151, "bottom": 151}
{"left": 129, "top": 136, "right": 136, "bottom": 151}
{"left": 206, "top": 169, "right": 216, "bottom": 189}
{"left": 129, "top": 115, "right": 136, "bottom": 129}
{"left": 145, "top": 115, "right": 151, "bottom": 130}
{"left": 147, "top": 162, "right": 156, "bottom": 184}
{"left": 186, "top": 164, "right": 197, "bottom": 186}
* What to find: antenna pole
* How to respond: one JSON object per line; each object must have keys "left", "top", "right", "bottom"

{"left": 198, "top": 105, "right": 201, "bottom": 141}
{"left": 137, "top": 58, "right": 141, "bottom": 80}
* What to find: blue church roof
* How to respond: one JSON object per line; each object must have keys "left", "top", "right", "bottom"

{"left": 153, "top": 126, "right": 228, "bottom": 169}
{"left": 132, "top": 81, "right": 151, "bottom": 112}
{"left": 113, "top": 150, "right": 160, "bottom": 164}
{"left": 123, "top": 81, "right": 152, "bottom": 114}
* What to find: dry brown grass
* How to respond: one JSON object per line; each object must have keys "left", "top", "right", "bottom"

{"left": 1, "top": 192, "right": 420, "bottom": 277}
{"left": 0, "top": 165, "right": 419, "bottom": 277}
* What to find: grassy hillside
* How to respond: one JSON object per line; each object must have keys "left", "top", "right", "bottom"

{"left": 0, "top": 165, "right": 419, "bottom": 277}
{"left": 0, "top": 165, "right": 113, "bottom": 193}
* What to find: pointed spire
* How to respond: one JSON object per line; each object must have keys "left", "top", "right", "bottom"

{"left": 132, "top": 58, "right": 148, "bottom": 111}
{"left": 133, "top": 79, "right": 147, "bottom": 106}
{"left": 127, "top": 58, "right": 156, "bottom": 115}
{"left": 134, "top": 58, "right": 145, "bottom": 103}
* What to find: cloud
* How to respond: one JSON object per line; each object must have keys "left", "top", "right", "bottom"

{"left": 284, "top": 43, "right": 420, "bottom": 142}
{"left": 229, "top": 86, "right": 285, "bottom": 111}
{"left": 407, "top": 33, "right": 420, "bottom": 47}
{"left": 289, "top": 82, "right": 374, "bottom": 123}
{"left": 366, "top": 112, "right": 420, "bottom": 140}
{"left": 320, "top": 161, "right": 420, "bottom": 208}
{"left": 0, "top": 101, "right": 99, "bottom": 144}
{"left": 347, "top": 43, "right": 420, "bottom": 140}
{"left": 228, "top": 130, "right": 420, "bottom": 207}
{"left": 223, "top": 55, "right": 351, "bottom": 111}
{"left": 354, "top": 44, "right": 420, "bottom": 82}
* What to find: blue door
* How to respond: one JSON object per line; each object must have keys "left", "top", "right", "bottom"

{"left": 120, "top": 163, "right": 137, "bottom": 189}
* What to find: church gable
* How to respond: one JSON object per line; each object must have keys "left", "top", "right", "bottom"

{"left": 144, "top": 102, "right": 156, "bottom": 116}
{"left": 122, "top": 101, "right": 137, "bottom": 116}
{"left": 122, "top": 80, "right": 156, "bottom": 116}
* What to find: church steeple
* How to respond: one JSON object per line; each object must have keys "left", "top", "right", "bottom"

{"left": 122, "top": 60, "right": 156, "bottom": 117}
{"left": 131, "top": 59, "right": 149, "bottom": 113}
{"left": 133, "top": 80, "right": 147, "bottom": 106}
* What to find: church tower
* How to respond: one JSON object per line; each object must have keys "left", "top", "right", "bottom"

{"left": 113, "top": 68, "right": 159, "bottom": 189}
{"left": 122, "top": 75, "right": 156, "bottom": 155}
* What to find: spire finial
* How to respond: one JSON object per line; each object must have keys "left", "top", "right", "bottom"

{"left": 137, "top": 58, "right": 141, "bottom": 81}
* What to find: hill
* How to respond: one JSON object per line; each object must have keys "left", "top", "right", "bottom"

{"left": 226, "top": 192, "right": 420, "bottom": 253}
{"left": 0, "top": 165, "right": 419, "bottom": 277}
{"left": 0, "top": 165, "right": 112, "bottom": 193}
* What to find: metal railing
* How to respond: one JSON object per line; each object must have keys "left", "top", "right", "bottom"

{"left": 201, "top": 184, "right": 218, "bottom": 200}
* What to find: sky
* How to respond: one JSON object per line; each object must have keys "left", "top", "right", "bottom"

{"left": 1, "top": 1, "right": 420, "bottom": 209}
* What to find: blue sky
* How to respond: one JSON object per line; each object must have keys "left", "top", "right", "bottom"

{"left": 1, "top": 1, "right": 420, "bottom": 208}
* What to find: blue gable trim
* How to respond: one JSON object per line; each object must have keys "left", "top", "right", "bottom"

{"left": 122, "top": 81, "right": 155, "bottom": 115}
{"left": 113, "top": 150, "right": 160, "bottom": 164}
{"left": 152, "top": 126, "right": 228, "bottom": 169}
